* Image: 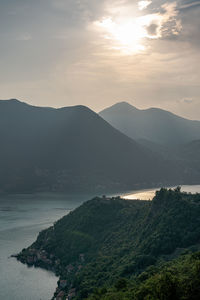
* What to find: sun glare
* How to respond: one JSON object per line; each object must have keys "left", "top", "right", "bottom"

{"left": 95, "top": 17, "right": 146, "bottom": 54}
{"left": 94, "top": 13, "right": 162, "bottom": 54}
{"left": 93, "top": 1, "right": 180, "bottom": 55}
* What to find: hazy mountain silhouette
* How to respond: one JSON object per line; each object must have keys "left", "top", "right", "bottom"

{"left": 180, "top": 140, "right": 200, "bottom": 161}
{"left": 0, "top": 99, "right": 187, "bottom": 193}
{"left": 175, "top": 140, "right": 200, "bottom": 176}
{"left": 99, "top": 102, "right": 200, "bottom": 145}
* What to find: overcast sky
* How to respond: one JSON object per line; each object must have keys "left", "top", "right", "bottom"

{"left": 0, "top": 0, "right": 199, "bottom": 119}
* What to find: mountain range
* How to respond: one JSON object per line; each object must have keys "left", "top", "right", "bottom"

{"left": 99, "top": 101, "right": 200, "bottom": 145}
{"left": 100, "top": 101, "right": 200, "bottom": 181}
{"left": 0, "top": 99, "right": 199, "bottom": 193}
{"left": 0, "top": 99, "right": 174, "bottom": 193}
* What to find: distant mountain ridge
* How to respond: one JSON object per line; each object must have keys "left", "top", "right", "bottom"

{"left": 0, "top": 99, "right": 185, "bottom": 194}
{"left": 99, "top": 102, "right": 200, "bottom": 145}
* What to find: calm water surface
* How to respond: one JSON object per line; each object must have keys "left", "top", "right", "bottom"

{"left": 0, "top": 193, "right": 90, "bottom": 300}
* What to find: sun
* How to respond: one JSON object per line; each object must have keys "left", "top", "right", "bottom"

{"left": 96, "top": 17, "right": 147, "bottom": 54}
{"left": 95, "top": 17, "right": 147, "bottom": 54}
{"left": 92, "top": 2, "right": 177, "bottom": 55}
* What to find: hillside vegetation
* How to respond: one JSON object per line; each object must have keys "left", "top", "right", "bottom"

{"left": 17, "top": 188, "right": 200, "bottom": 299}
{"left": 88, "top": 251, "right": 200, "bottom": 300}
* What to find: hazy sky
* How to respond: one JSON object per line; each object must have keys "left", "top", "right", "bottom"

{"left": 0, "top": 0, "right": 199, "bottom": 119}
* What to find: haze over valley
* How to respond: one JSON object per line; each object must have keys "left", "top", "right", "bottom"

{"left": 1, "top": 99, "right": 200, "bottom": 195}
{"left": 1, "top": 0, "right": 200, "bottom": 299}
{"left": 1, "top": 98, "right": 200, "bottom": 300}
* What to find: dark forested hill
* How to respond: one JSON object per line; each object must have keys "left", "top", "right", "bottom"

{"left": 88, "top": 251, "right": 200, "bottom": 300}
{"left": 17, "top": 188, "right": 200, "bottom": 299}
{"left": 99, "top": 102, "right": 200, "bottom": 145}
{"left": 0, "top": 99, "right": 187, "bottom": 193}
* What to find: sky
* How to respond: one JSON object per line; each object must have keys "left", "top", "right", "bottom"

{"left": 0, "top": 0, "right": 200, "bottom": 119}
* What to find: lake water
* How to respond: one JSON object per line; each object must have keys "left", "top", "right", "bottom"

{"left": 1, "top": 185, "right": 200, "bottom": 300}
{"left": 0, "top": 193, "right": 90, "bottom": 300}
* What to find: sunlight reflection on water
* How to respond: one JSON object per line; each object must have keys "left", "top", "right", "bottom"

{"left": 122, "top": 185, "right": 200, "bottom": 200}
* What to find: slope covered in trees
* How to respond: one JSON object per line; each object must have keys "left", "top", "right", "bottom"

{"left": 88, "top": 251, "right": 200, "bottom": 300}
{"left": 17, "top": 188, "right": 200, "bottom": 299}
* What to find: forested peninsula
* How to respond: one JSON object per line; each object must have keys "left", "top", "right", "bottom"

{"left": 16, "top": 188, "right": 200, "bottom": 299}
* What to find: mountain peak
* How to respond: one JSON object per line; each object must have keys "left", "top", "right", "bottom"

{"left": 115, "top": 101, "right": 137, "bottom": 109}
{"left": 100, "top": 101, "right": 138, "bottom": 115}
{"left": 100, "top": 101, "right": 200, "bottom": 145}
{"left": 0, "top": 98, "right": 29, "bottom": 106}
{"left": 8, "top": 98, "right": 22, "bottom": 103}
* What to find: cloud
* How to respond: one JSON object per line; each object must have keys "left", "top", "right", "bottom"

{"left": 146, "top": 23, "right": 159, "bottom": 36}
{"left": 138, "top": 0, "right": 152, "bottom": 10}
{"left": 0, "top": 0, "right": 199, "bottom": 119}
{"left": 92, "top": 1, "right": 182, "bottom": 54}
{"left": 180, "top": 98, "right": 194, "bottom": 104}
{"left": 180, "top": 0, "right": 200, "bottom": 10}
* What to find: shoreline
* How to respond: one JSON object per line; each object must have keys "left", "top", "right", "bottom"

{"left": 15, "top": 245, "right": 83, "bottom": 299}
{"left": 1, "top": 179, "right": 197, "bottom": 199}
{"left": 14, "top": 184, "right": 200, "bottom": 299}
